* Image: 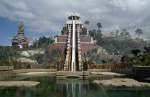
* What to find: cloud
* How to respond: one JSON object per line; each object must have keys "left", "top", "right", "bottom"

{"left": 0, "top": 0, "right": 150, "bottom": 38}
{"left": 110, "top": 0, "right": 148, "bottom": 11}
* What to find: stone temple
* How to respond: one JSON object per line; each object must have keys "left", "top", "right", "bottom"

{"left": 49, "top": 13, "right": 97, "bottom": 72}
{"left": 12, "top": 22, "right": 28, "bottom": 49}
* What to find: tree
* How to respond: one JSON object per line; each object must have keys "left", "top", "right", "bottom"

{"left": 34, "top": 48, "right": 64, "bottom": 69}
{"left": 31, "top": 36, "right": 54, "bottom": 48}
{"left": 84, "top": 20, "right": 90, "bottom": 35}
{"left": 0, "top": 46, "right": 19, "bottom": 66}
{"left": 82, "top": 27, "right": 88, "bottom": 35}
{"left": 123, "top": 48, "right": 150, "bottom": 66}
{"left": 89, "top": 29, "right": 96, "bottom": 39}
{"left": 131, "top": 49, "right": 141, "bottom": 56}
{"left": 135, "top": 28, "right": 143, "bottom": 38}
{"left": 97, "top": 22, "right": 102, "bottom": 33}
{"left": 61, "top": 27, "right": 68, "bottom": 35}
{"left": 84, "top": 20, "right": 90, "bottom": 25}
{"left": 120, "top": 29, "right": 131, "bottom": 38}
{"left": 144, "top": 46, "right": 150, "bottom": 53}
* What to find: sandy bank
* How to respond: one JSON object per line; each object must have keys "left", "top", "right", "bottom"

{"left": 17, "top": 72, "right": 56, "bottom": 77}
{"left": 93, "top": 78, "right": 150, "bottom": 89}
{"left": 14, "top": 69, "right": 56, "bottom": 73}
{"left": 91, "top": 72, "right": 125, "bottom": 77}
{"left": 0, "top": 81, "right": 40, "bottom": 87}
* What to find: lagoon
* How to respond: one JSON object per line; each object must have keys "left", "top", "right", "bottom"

{"left": 0, "top": 76, "right": 150, "bottom": 97}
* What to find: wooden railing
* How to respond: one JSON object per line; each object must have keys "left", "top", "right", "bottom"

{"left": 0, "top": 66, "right": 14, "bottom": 71}
{"left": 89, "top": 64, "right": 128, "bottom": 69}
{"left": 88, "top": 64, "right": 132, "bottom": 73}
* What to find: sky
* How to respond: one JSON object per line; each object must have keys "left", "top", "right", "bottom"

{"left": 0, "top": 0, "right": 150, "bottom": 45}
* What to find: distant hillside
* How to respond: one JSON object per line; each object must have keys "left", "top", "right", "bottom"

{"left": 84, "top": 46, "right": 121, "bottom": 64}
{"left": 84, "top": 30, "right": 149, "bottom": 64}
{"left": 89, "top": 30, "right": 147, "bottom": 55}
{"left": 100, "top": 37, "right": 145, "bottom": 55}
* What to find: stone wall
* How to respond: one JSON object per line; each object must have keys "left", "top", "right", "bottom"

{"left": 0, "top": 66, "right": 14, "bottom": 80}
{"left": 133, "top": 66, "right": 150, "bottom": 79}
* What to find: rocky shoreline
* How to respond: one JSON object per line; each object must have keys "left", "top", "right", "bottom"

{"left": 93, "top": 78, "right": 150, "bottom": 89}
{"left": 0, "top": 81, "right": 40, "bottom": 87}
{"left": 16, "top": 72, "right": 56, "bottom": 77}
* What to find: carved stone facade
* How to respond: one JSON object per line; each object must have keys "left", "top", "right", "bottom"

{"left": 12, "top": 22, "right": 28, "bottom": 49}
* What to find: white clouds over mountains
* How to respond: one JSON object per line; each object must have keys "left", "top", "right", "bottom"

{"left": 0, "top": 0, "right": 150, "bottom": 38}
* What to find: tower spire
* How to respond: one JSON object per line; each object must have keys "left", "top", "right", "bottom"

{"left": 18, "top": 22, "right": 25, "bottom": 35}
{"left": 12, "top": 22, "right": 28, "bottom": 49}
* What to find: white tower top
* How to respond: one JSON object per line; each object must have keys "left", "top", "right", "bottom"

{"left": 66, "top": 12, "right": 82, "bottom": 24}
{"left": 67, "top": 12, "right": 80, "bottom": 20}
{"left": 67, "top": 12, "right": 80, "bottom": 17}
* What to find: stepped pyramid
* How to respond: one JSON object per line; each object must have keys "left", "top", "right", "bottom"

{"left": 49, "top": 13, "right": 97, "bottom": 71}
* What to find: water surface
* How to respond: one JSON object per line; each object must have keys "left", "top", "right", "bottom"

{"left": 0, "top": 77, "right": 150, "bottom": 97}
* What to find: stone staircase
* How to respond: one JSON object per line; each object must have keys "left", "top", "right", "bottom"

{"left": 77, "top": 32, "right": 82, "bottom": 70}
{"left": 64, "top": 33, "right": 72, "bottom": 71}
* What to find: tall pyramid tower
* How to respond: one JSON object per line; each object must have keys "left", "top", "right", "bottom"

{"left": 12, "top": 22, "right": 28, "bottom": 49}
{"left": 49, "top": 13, "right": 97, "bottom": 71}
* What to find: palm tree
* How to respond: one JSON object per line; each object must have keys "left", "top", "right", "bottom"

{"left": 120, "top": 29, "right": 130, "bottom": 38}
{"left": 135, "top": 28, "right": 143, "bottom": 38}
{"left": 84, "top": 20, "right": 90, "bottom": 26}
{"left": 115, "top": 29, "right": 120, "bottom": 38}
{"left": 97, "top": 22, "right": 102, "bottom": 33}
{"left": 84, "top": 20, "right": 90, "bottom": 35}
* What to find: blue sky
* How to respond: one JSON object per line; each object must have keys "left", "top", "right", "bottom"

{"left": 0, "top": 18, "right": 37, "bottom": 46}
{"left": 0, "top": 17, "right": 56, "bottom": 46}
{"left": 0, "top": 17, "right": 17, "bottom": 45}
{"left": 0, "top": 0, "right": 150, "bottom": 45}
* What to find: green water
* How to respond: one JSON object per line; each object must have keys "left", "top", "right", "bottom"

{"left": 0, "top": 77, "right": 150, "bottom": 97}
